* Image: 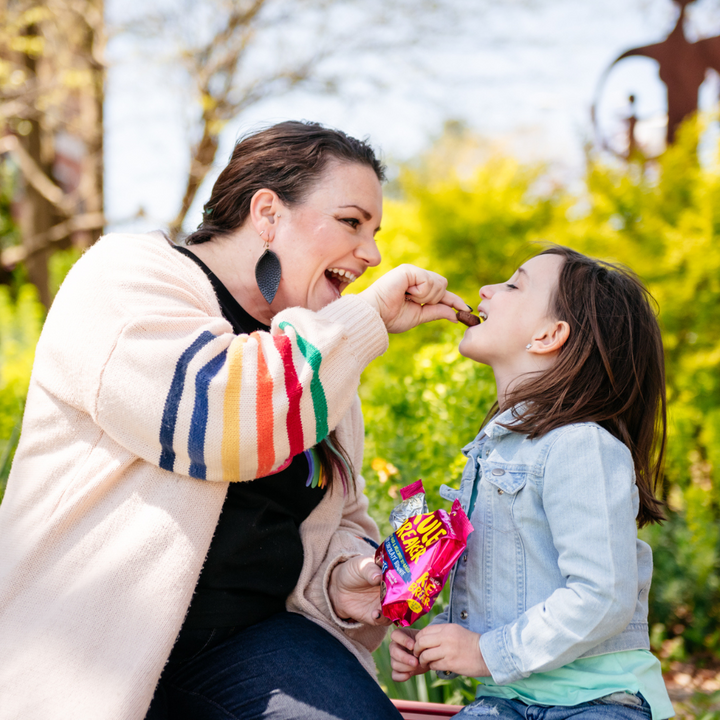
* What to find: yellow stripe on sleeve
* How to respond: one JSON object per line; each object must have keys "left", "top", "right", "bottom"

{"left": 221, "top": 335, "right": 247, "bottom": 480}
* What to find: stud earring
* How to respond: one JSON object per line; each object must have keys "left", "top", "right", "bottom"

{"left": 255, "top": 237, "right": 282, "bottom": 304}
{"left": 526, "top": 343, "right": 532, "bottom": 350}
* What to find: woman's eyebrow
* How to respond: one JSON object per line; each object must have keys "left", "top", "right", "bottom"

{"left": 338, "top": 204, "right": 372, "bottom": 220}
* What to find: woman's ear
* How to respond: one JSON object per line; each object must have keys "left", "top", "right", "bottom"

{"left": 249, "top": 188, "right": 281, "bottom": 239}
{"left": 529, "top": 320, "right": 570, "bottom": 355}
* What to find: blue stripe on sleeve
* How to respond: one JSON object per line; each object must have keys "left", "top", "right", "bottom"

{"left": 188, "top": 348, "right": 228, "bottom": 480}
{"left": 159, "top": 331, "right": 216, "bottom": 472}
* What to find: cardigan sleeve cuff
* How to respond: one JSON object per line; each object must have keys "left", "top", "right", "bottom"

{"left": 317, "top": 295, "right": 388, "bottom": 370}
{"left": 323, "top": 552, "right": 366, "bottom": 630}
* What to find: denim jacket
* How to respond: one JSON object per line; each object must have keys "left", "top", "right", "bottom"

{"left": 433, "top": 407, "right": 652, "bottom": 685}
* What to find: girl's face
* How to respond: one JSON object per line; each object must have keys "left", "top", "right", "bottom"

{"left": 459, "top": 253, "right": 565, "bottom": 369}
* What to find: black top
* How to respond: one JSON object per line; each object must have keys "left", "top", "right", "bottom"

{"left": 174, "top": 245, "right": 327, "bottom": 629}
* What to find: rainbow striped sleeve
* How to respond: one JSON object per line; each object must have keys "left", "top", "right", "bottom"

{"left": 157, "top": 323, "right": 330, "bottom": 481}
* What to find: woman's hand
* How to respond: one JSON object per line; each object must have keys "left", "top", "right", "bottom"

{"left": 389, "top": 627, "right": 430, "bottom": 682}
{"left": 413, "top": 623, "right": 490, "bottom": 678}
{"left": 359, "top": 265, "right": 468, "bottom": 333}
{"left": 328, "top": 556, "right": 391, "bottom": 626}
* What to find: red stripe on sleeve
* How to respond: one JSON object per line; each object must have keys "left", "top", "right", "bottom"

{"left": 274, "top": 334, "right": 304, "bottom": 458}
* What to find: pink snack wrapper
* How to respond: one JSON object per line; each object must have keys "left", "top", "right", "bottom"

{"left": 375, "top": 480, "right": 473, "bottom": 626}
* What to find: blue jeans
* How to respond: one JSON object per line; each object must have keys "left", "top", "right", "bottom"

{"left": 145, "top": 611, "right": 402, "bottom": 720}
{"left": 455, "top": 693, "right": 652, "bottom": 719}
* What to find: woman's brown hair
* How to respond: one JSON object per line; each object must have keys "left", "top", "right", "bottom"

{"left": 186, "top": 120, "right": 386, "bottom": 492}
{"left": 498, "top": 246, "right": 666, "bottom": 527}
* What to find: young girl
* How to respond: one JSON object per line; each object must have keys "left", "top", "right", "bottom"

{"left": 389, "top": 246, "right": 675, "bottom": 719}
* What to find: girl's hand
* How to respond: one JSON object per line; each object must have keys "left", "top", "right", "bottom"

{"left": 390, "top": 627, "right": 430, "bottom": 682}
{"left": 359, "top": 264, "right": 467, "bottom": 334}
{"left": 328, "top": 556, "right": 391, "bottom": 626}
{"left": 414, "top": 623, "right": 490, "bottom": 678}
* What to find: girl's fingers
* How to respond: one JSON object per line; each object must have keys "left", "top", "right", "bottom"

{"left": 418, "top": 647, "right": 444, "bottom": 667}
{"left": 389, "top": 644, "right": 418, "bottom": 668}
{"left": 391, "top": 670, "right": 415, "bottom": 682}
{"left": 390, "top": 658, "right": 418, "bottom": 674}
{"left": 390, "top": 629, "right": 417, "bottom": 651}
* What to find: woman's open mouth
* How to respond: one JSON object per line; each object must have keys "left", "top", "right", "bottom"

{"left": 325, "top": 267, "right": 358, "bottom": 296}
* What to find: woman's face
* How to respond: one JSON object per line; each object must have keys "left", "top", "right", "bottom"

{"left": 459, "top": 253, "right": 564, "bottom": 368}
{"left": 272, "top": 161, "right": 383, "bottom": 312}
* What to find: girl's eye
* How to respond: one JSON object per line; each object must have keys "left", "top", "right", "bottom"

{"left": 506, "top": 283, "right": 518, "bottom": 289}
{"left": 342, "top": 218, "right": 360, "bottom": 229}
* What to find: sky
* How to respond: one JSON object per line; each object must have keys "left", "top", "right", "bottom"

{"left": 104, "top": 0, "right": 720, "bottom": 235}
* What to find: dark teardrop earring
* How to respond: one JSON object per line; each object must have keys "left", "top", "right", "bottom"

{"left": 255, "top": 242, "right": 282, "bottom": 304}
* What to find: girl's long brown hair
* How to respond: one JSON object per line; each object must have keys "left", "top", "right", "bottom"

{"left": 186, "top": 121, "right": 386, "bottom": 492}
{"left": 498, "top": 246, "right": 666, "bottom": 527}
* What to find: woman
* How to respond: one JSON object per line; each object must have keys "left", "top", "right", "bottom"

{"left": 0, "top": 121, "right": 466, "bottom": 720}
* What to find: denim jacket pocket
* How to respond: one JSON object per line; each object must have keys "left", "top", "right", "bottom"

{"left": 480, "top": 464, "right": 527, "bottom": 496}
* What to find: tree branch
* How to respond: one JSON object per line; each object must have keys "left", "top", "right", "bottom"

{"left": 1, "top": 211, "right": 105, "bottom": 268}
{"left": 0, "top": 134, "right": 71, "bottom": 212}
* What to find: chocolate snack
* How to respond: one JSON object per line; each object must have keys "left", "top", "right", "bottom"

{"left": 456, "top": 310, "right": 481, "bottom": 326}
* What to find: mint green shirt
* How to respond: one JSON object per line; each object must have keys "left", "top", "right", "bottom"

{"left": 475, "top": 650, "right": 674, "bottom": 719}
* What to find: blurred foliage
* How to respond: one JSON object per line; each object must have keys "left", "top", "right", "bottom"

{"left": 0, "top": 283, "right": 43, "bottom": 499}
{"left": 356, "top": 118, "right": 720, "bottom": 695}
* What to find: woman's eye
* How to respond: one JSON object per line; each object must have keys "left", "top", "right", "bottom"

{"left": 506, "top": 283, "right": 518, "bottom": 289}
{"left": 342, "top": 218, "right": 360, "bottom": 229}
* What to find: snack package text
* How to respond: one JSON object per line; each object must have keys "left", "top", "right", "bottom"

{"left": 375, "top": 481, "right": 473, "bottom": 626}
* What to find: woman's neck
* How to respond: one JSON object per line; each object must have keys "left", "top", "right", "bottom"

{"left": 184, "top": 231, "right": 275, "bottom": 326}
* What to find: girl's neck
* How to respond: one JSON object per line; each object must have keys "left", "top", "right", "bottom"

{"left": 491, "top": 354, "right": 559, "bottom": 411}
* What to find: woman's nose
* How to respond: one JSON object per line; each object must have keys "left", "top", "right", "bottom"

{"left": 356, "top": 235, "right": 381, "bottom": 267}
{"left": 480, "top": 284, "right": 494, "bottom": 299}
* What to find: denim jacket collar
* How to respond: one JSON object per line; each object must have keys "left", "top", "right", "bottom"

{"left": 461, "top": 405, "right": 524, "bottom": 456}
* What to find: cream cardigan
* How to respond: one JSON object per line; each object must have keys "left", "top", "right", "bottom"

{"left": 0, "top": 232, "right": 390, "bottom": 719}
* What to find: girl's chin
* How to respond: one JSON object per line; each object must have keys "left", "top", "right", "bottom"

{"left": 458, "top": 338, "right": 486, "bottom": 363}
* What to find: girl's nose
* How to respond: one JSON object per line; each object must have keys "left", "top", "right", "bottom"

{"left": 480, "top": 284, "right": 494, "bottom": 300}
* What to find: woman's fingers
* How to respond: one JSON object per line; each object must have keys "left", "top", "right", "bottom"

{"left": 405, "top": 284, "right": 467, "bottom": 314}
{"left": 328, "top": 556, "right": 392, "bottom": 626}
{"left": 359, "top": 264, "right": 468, "bottom": 333}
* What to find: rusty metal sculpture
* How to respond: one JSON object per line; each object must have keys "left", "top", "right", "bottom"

{"left": 593, "top": 0, "right": 720, "bottom": 155}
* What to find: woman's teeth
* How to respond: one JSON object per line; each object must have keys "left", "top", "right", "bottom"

{"left": 478, "top": 310, "right": 488, "bottom": 321}
{"left": 326, "top": 268, "right": 357, "bottom": 284}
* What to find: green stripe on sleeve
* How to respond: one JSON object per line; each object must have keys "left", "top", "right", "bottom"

{"left": 278, "top": 321, "right": 328, "bottom": 442}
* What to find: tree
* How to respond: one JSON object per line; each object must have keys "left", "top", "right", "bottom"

{"left": 120, "top": 0, "right": 455, "bottom": 237}
{"left": 0, "top": 0, "right": 105, "bottom": 307}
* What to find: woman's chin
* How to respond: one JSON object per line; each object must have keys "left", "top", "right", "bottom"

{"left": 309, "top": 284, "right": 342, "bottom": 311}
